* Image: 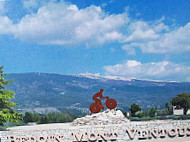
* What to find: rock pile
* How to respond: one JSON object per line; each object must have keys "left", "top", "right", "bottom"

{"left": 72, "top": 109, "right": 130, "bottom": 126}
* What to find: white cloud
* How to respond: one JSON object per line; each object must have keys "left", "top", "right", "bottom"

{"left": 142, "top": 23, "right": 190, "bottom": 53}
{"left": 99, "top": 31, "right": 123, "bottom": 44}
{"left": 0, "top": 16, "right": 13, "bottom": 34}
{"left": 11, "top": 1, "right": 128, "bottom": 46}
{"left": 124, "top": 21, "right": 160, "bottom": 42}
{"left": 122, "top": 19, "right": 190, "bottom": 54}
{"left": 0, "top": 0, "right": 189, "bottom": 55}
{"left": 104, "top": 60, "right": 190, "bottom": 81}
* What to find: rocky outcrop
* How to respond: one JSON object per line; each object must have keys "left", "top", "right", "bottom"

{"left": 72, "top": 109, "right": 129, "bottom": 126}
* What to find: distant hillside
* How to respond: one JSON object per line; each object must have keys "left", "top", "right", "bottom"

{"left": 4, "top": 73, "right": 190, "bottom": 114}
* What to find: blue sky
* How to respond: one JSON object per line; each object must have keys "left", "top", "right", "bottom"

{"left": 0, "top": 0, "right": 190, "bottom": 81}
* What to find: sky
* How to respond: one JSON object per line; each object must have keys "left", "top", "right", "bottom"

{"left": 0, "top": 0, "right": 190, "bottom": 81}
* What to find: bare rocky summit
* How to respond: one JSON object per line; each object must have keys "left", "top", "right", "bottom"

{"left": 72, "top": 109, "right": 130, "bottom": 126}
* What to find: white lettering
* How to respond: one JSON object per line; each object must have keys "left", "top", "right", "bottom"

{"left": 88, "top": 133, "right": 97, "bottom": 141}
{"left": 168, "top": 128, "right": 177, "bottom": 137}
{"left": 126, "top": 128, "right": 137, "bottom": 140}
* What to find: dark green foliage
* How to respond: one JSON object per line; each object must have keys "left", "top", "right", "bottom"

{"left": 148, "top": 107, "right": 157, "bottom": 117}
{"left": 23, "top": 111, "right": 76, "bottom": 124}
{"left": 23, "top": 112, "right": 33, "bottom": 123}
{"left": 129, "top": 103, "right": 141, "bottom": 117}
{"left": 59, "top": 117, "right": 66, "bottom": 123}
{"left": 128, "top": 92, "right": 190, "bottom": 120}
{"left": 123, "top": 112, "right": 127, "bottom": 117}
{"left": 135, "top": 111, "right": 146, "bottom": 118}
{"left": 165, "top": 101, "right": 173, "bottom": 114}
{"left": 157, "top": 109, "right": 169, "bottom": 116}
{"left": 23, "top": 112, "right": 40, "bottom": 123}
{"left": 32, "top": 113, "right": 40, "bottom": 122}
{"left": 0, "top": 66, "right": 22, "bottom": 125}
{"left": 171, "top": 93, "right": 190, "bottom": 115}
{"left": 45, "top": 112, "right": 72, "bottom": 123}
{"left": 40, "top": 116, "right": 48, "bottom": 124}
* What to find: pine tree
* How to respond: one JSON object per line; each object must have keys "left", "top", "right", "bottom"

{"left": 0, "top": 66, "right": 22, "bottom": 125}
{"left": 129, "top": 103, "right": 141, "bottom": 117}
{"left": 171, "top": 93, "right": 190, "bottom": 115}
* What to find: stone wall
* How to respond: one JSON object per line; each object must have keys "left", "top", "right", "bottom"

{"left": 1, "top": 110, "right": 190, "bottom": 142}
{"left": 0, "top": 120, "right": 190, "bottom": 142}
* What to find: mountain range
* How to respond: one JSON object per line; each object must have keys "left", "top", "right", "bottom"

{"left": 4, "top": 73, "right": 190, "bottom": 114}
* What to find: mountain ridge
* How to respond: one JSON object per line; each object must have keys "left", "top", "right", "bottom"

{"left": 4, "top": 73, "right": 190, "bottom": 114}
{"left": 8, "top": 72, "right": 184, "bottom": 83}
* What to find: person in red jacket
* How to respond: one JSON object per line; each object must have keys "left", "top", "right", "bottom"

{"left": 92, "top": 89, "right": 108, "bottom": 109}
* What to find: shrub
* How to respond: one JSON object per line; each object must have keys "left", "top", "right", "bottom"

{"left": 129, "top": 103, "right": 141, "bottom": 117}
{"left": 157, "top": 109, "right": 169, "bottom": 116}
{"left": 135, "top": 111, "right": 146, "bottom": 118}
{"left": 148, "top": 107, "right": 157, "bottom": 117}
{"left": 123, "top": 112, "right": 127, "bottom": 117}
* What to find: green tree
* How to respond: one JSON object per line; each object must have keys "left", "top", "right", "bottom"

{"left": 23, "top": 112, "right": 40, "bottom": 123}
{"left": 123, "top": 112, "right": 127, "bottom": 117}
{"left": 129, "top": 103, "right": 141, "bottom": 117}
{"left": 135, "top": 111, "right": 146, "bottom": 118}
{"left": 157, "top": 109, "right": 169, "bottom": 116}
{"left": 23, "top": 112, "right": 33, "bottom": 123}
{"left": 171, "top": 93, "right": 190, "bottom": 115}
{"left": 40, "top": 115, "right": 48, "bottom": 124}
{"left": 32, "top": 113, "right": 40, "bottom": 122}
{"left": 0, "top": 66, "right": 22, "bottom": 125}
{"left": 148, "top": 107, "right": 157, "bottom": 117}
{"left": 165, "top": 101, "right": 173, "bottom": 114}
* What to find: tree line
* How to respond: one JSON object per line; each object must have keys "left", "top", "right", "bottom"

{"left": 23, "top": 111, "right": 76, "bottom": 124}
{"left": 128, "top": 92, "right": 190, "bottom": 119}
